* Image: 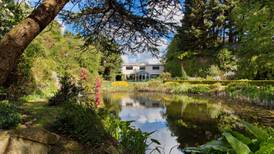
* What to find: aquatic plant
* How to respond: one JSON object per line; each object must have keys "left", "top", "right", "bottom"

{"left": 100, "top": 109, "right": 160, "bottom": 153}
{"left": 183, "top": 121, "right": 274, "bottom": 154}
{"left": 226, "top": 83, "right": 274, "bottom": 106}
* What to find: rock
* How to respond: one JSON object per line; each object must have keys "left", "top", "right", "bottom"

{"left": 10, "top": 127, "right": 60, "bottom": 145}
{"left": 105, "top": 145, "right": 120, "bottom": 154}
{"left": 49, "top": 140, "right": 84, "bottom": 154}
{"left": 0, "top": 131, "right": 10, "bottom": 154}
{"left": 7, "top": 137, "right": 48, "bottom": 154}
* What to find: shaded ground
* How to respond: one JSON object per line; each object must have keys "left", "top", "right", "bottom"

{"left": 1, "top": 100, "right": 119, "bottom": 154}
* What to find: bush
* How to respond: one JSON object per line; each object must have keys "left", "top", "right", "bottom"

{"left": 53, "top": 99, "right": 109, "bottom": 145}
{"left": 188, "top": 84, "right": 211, "bottom": 94}
{"left": 54, "top": 99, "right": 152, "bottom": 152}
{"left": 148, "top": 80, "right": 162, "bottom": 88}
{"left": 163, "top": 81, "right": 180, "bottom": 88}
{"left": 217, "top": 48, "right": 237, "bottom": 72}
{"left": 169, "top": 83, "right": 211, "bottom": 94}
{"left": 0, "top": 101, "right": 21, "bottom": 129}
{"left": 48, "top": 74, "right": 86, "bottom": 106}
{"left": 101, "top": 109, "right": 153, "bottom": 153}
{"left": 160, "top": 72, "right": 172, "bottom": 81}
{"left": 52, "top": 75, "right": 152, "bottom": 152}
{"left": 208, "top": 65, "right": 222, "bottom": 77}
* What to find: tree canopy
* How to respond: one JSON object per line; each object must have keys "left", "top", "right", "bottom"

{"left": 165, "top": 0, "right": 274, "bottom": 79}
{"left": 0, "top": 0, "right": 182, "bottom": 85}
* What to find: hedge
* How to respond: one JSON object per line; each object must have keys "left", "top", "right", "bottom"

{"left": 163, "top": 80, "right": 274, "bottom": 85}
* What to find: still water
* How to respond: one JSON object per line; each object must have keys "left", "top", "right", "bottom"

{"left": 103, "top": 92, "right": 274, "bottom": 154}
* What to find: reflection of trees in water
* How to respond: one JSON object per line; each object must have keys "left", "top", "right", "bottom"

{"left": 165, "top": 101, "right": 221, "bottom": 148}
{"left": 102, "top": 93, "right": 122, "bottom": 115}
{"left": 103, "top": 92, "right": 274, "bottom": 151}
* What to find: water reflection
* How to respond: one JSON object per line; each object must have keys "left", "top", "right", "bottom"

{"left": 103, "top": 92, "right": 274, "bottom": 154}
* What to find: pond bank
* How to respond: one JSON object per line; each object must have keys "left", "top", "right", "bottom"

{"left": 103, "top": 80, "right": 274, "bottom": 108}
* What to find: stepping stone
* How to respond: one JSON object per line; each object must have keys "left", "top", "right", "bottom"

{"left": 0, "top": 131, "right": 10, "bottom": 154}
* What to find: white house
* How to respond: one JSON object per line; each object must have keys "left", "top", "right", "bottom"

{"left": 121, "top": 63, "right": 165, "bottom": 81}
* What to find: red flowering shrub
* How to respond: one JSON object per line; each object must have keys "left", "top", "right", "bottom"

{"left": 95, "top": 77, "right": 101, "bottom": 107}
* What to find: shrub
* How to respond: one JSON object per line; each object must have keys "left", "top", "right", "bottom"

{"left": 148, "top": 80, "right": 162, "bottom": 88}
{"left": 208, "top": 65, "right": 222, "bottom": 77}
{"left": 0, "top": 101, "right": 21, "bottom": 129}
{"left": 53, "top": 99, "right": 109, "bottom": 145}
{"left": 160, "top": 72, "right": 172, "bottom": 81}
{"left": 188, "top": 84, "right": 211, "bottom": 94}
{"left": 163, "top": 81, "right": 180, "bottom": 89}
{"left": 48, "top": 74, "right": 86, "bottom": 106}
{"left": 54, "top": 99, "right": 153, "bottom": 153}
{"left": 170, "top": 83, "right": 191, "bottom": 94}
{"left": 169, "top": 83, "right": 211, "bottom": 94}
{"left": 101, "top": 110, "right": 153, "bottom": 153}
{"left": 217, "top": 48, "right": 237, "bottom": 72}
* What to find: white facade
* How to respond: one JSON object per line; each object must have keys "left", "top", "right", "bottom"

{"left": 122, "top": 63, "right": 165, "bottom": 81}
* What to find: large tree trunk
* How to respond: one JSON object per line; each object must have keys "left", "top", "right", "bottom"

{"left": 0, "top": 0, "right": 68, "bottom": 85}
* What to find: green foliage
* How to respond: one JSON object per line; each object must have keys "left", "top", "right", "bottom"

{"left": 165, "top": 36, "right": 183, "bottom": 77}
{"left": 217, "top": 48, "right": 237, "bottom": 72}
{"left": 226, "top": 83, "right": 274, "bottom": 103}
{"left": 208, "top": 65, "right": 221, "bottom": 77}
{"left": 51, "top": 76, "right": 151, "bottom": 152}
{"left": 0, "top": 0, "right": 24, "bottom": 38}
{"left": 223, "top": 132, "right": 251, "bottom": 154}
{"left": 48, "top": 74, "right": 85, "bottom": 106}
{"left": 119, "top": 121, "right": 151, "bottom": 154}
{"left": 97, "top": 43, "right": 122, "bottom": 81}
{"left": 165, "top": 0, "right": 272, "bottom": 80}
{"left": 0, "top": 100, "right": 21, "bottom": 129}
{"left": 53, "top": 99, "right": 109, "bottom": 145}
{"left": 182, "top": 55, "right": 216, "bottom": 78}
{"left": 183, "top": 122, "right": 274, "bottom": 154}
{"left": 5, "top": 21, "right": 101, "bottom": 100}
{"left": 159, "top": 72, "right": 172, "bottom": 81}
{"left": 101, "top": 109, "right": 158, "bottom": 153}
{"left": 232, "top": 0, "right": 274, "bottom": 80}
{"left": 184, "top": 140, "right": 232, "bottom": 153}
{"left": 170, "top": 83, "right": 211, "bottom": 94}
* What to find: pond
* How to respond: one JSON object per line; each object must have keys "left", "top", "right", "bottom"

{"left": 102, "top": 92, "right": 274, "bottom": 154}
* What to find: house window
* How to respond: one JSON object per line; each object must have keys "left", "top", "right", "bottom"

{"left": 140, "top": 66, "right": 145, "bottom": 70}
{"left": 152, "top": 66, "right": 160, "bottom": 70}
{"left": 126, "top": 66, "right": 133, "bottom": 70}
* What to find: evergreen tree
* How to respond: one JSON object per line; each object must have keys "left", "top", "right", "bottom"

{"left": 165, "top": 35, "right": 183, "bottom": 77}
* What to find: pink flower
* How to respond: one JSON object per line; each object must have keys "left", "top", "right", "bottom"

{"left": 95, "top": 77, "right": 101, "bottom": 107}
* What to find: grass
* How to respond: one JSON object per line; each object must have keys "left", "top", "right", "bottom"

{"left": 20, "top": 101, "right": 62, "bottom": 127}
